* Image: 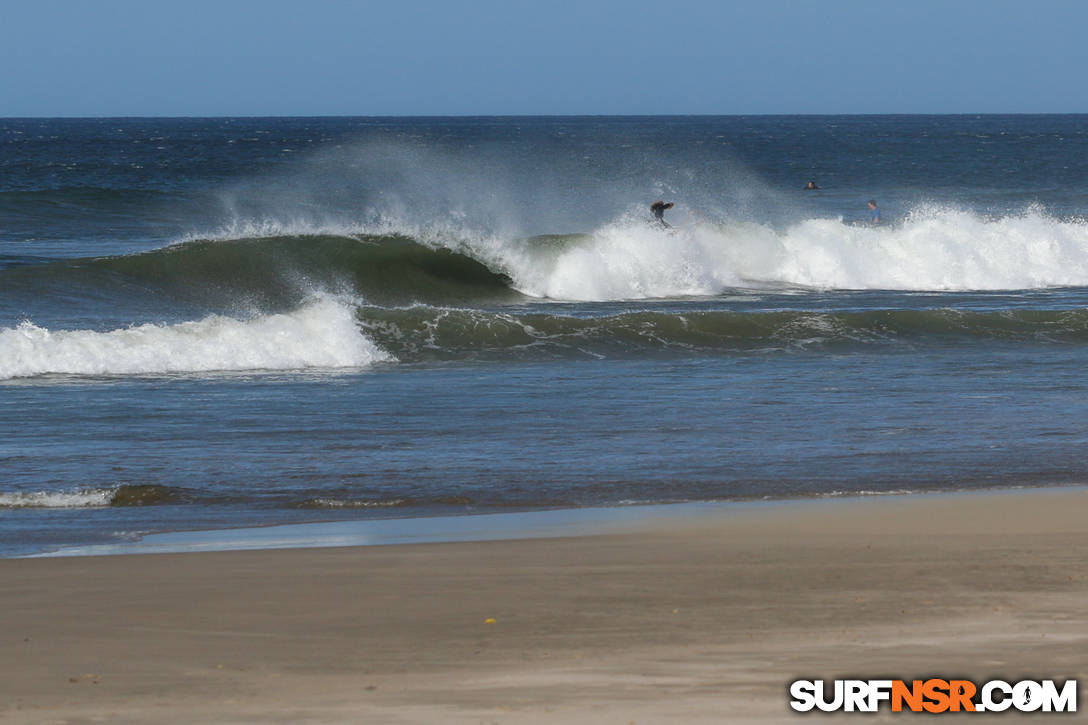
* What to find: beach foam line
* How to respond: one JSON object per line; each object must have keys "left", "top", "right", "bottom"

{"left": 29, "top": 502, "right": 741, "bottom": 557}
{"left": 29, "top": 486, "right": 1086, "bottom": 558}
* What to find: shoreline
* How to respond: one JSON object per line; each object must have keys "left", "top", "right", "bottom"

{"left": 24, "top": 483, "right": 1088, "bottom": 559}
{"left": 4, "top": 485, "right": 1087, "bottom": 723}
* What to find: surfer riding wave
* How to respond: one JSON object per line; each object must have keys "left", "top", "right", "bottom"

{"left": 650, "top": 200, "right": 674, "bottom": 228}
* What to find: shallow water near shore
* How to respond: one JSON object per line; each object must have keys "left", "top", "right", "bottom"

{"left": 28, "top": 485, "right": 1086, "bottom": 558}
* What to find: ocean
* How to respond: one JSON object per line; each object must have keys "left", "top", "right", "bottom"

{"left": 3, "top": 115, "right": 1088, "bottom": 557}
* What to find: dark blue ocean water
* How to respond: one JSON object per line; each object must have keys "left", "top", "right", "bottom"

{"left": 4, "top": 116, "right": 1088, "bottom": 557}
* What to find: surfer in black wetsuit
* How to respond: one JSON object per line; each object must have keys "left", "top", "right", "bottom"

{"left": 650, "top": 200, "right": 674, "bottom": 228}
{"left": 804, "top": 180, "right": 820, "bottom": 190}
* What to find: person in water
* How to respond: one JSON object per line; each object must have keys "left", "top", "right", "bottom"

{"left": 804, "top": 180, "right": 820, "bottom": 190}
{"left": 868, "top": 199, "right": 880, "bottom": 224}
{"left": 650, "top": 200, "right": 674, "bottom": 227}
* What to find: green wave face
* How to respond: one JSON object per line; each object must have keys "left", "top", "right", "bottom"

{"left": 115, "top": 234, "right": 523, "bottom": 306}
{"left": 2, "top": 233, "right": 522, "bottom": 309}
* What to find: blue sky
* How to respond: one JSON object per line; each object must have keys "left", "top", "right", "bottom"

{"left": 4, "top": 0, "right": 1086, "bottom": 116}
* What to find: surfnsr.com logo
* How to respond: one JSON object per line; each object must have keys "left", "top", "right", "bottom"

{"left": 789, "top": 679, "right": 1077, "bottom": 713}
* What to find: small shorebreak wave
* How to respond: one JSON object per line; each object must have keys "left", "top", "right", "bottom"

{"left": 0, "top": 484, "right": 183, "bottom": 509}
{"left": 0, "top": 486, "right": 567, "bottom": 512}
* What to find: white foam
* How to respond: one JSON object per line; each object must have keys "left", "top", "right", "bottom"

{"left": 502, "top": 206, "right": 1088, "bottom": 300}
{"left": 770, "top": 206, "right": 1088, "bottom": 290}
{"left": 0, "top": 296, "right": 392, "bottom": 380}
{"left": 182, "top": 218, "right": 372, "bottom": 243}
{"left": 181, "top": 205, "right": 1088, "bottom": 301}
{"left": 0, "top": 489, "right": 113, "bottom": 508}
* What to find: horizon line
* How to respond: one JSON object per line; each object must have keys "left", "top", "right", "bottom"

{"left": 4, "top": 111, "right": 1088, "bottom": 121}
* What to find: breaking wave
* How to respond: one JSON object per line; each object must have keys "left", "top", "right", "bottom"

{"left": 0, "top": 484, "right": 182, "bottom": 508}
{"left": 6, "top": 206, "right": 1088, "bottom": 307}
{"left": 509, "top": 205, "right": 1088, "bottom": 299}
{"left": 0, "top": 296, "right": 389, "bottom": 379}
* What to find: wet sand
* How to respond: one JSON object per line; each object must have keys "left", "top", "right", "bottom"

{"left": 3, "top": 487, "right": 1087, "bottom": 723}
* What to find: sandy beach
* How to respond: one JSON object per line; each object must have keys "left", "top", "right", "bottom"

{"left": 3, "top": 487, "right": 1087, "bottom": 723}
